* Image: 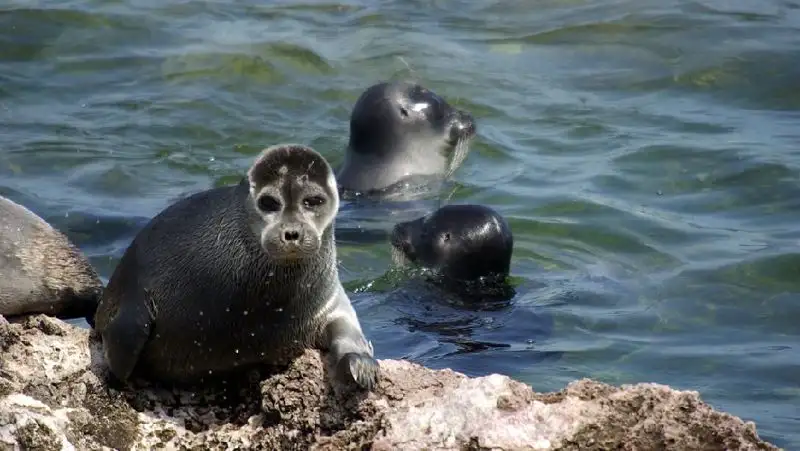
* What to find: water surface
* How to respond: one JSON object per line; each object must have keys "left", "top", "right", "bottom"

{"left": 1, "top": 0, "right": 799, "bottom": 447}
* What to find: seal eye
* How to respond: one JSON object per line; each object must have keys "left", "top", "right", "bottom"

{"left": 443, "top": 233, "right": 451, "bottom": 242}
{"left": 257, "top": 195, "right": 281, "bottom": 213}
{"left": 399, "top": 107, "right": 409, "bottom": 118}
{"left": 303, "top": 196, "right": 326, "bottom": 209}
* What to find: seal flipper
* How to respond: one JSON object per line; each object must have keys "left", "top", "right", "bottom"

{"left": 319, "top": 289, "right": 380, "bottom": 391}
{"left": 102, "top": 289, "right": 156, "bottom": 383}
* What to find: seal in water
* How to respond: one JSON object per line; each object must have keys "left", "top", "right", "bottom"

{"left": 391, "top": 204, "right": 513, "bottom": 283}
{"left": 0, "top": 195, "right": 103, "bottom": 326}
{"left": 94, "top": 144, "right": 379, "bottom": 390}
{"left": 336, "top": 81, "right": 476, "bottom": 197}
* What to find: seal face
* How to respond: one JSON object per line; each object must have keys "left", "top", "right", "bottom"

{"left": 94, "top": 144, "right": 379, "bottom": 390}
{"left": 336, "top": 81, "right": 477, "bottom": 196}
{"left": 391, "top": 204, "right": 513, "bottom": 282}
{"left": 246, "top": 146, "right": 339, "bottom": 263}
{"left": 0, "top": 195, "right": 102, "bottom": 325}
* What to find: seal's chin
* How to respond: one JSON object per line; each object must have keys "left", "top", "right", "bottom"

{"left": 271, "top": 250, "right": 313, "bottom": 263}
{"left": 261, "top": 241, "right": 320, "bottom": 263}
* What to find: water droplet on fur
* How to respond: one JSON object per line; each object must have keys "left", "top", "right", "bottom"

{"left": 260, "top": 352, "right": 265, "bottom": 357}
{"left": 199, "top": 311, "right": 204, "bottom": 316}
{"left": 235, "top": 349, "right": 240, "bottom": 354}
{"left": 268, "top": 271, "right": 275, "bottom": 277}
{"left": 225, "top": 307, "right": 230, "bottom": 313}
{"left": 250, "top": 332, "right": 255, "bottom": 337}
{"left": 275, "top": 308, "right": 283, "bottom": 312}
{"left": 243, "top": 310, "right": 249, "bottom": 316}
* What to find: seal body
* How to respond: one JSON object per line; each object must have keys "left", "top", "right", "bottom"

{"left": 0, "top": 195, "right": 102, "bottom": 325}
{"left": 94, "top": 144, "right": 379, "bottom": 390}
{"left": 336, "top": 81, "right": 476, "bottom": 197}
{"left": 391, "top": 204, "right": 513, "bottom": 282}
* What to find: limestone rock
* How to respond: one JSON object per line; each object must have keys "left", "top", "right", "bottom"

{"left": 0, "top": 315, "right": 781, "bottom": 450}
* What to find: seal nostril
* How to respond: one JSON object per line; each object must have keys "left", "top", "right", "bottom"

{"left": 283, "top": 230, "right": 300, "bottom": 242}
{"left": 448, "top": 111, "right": 476, "bottom": 139}
{"left": 458, "top": 112, "right": 476, "bottom": 135}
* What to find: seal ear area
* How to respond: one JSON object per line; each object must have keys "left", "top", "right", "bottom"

{"left": 402, "top": 83, "right": 451, "bottom": 123}
{"left": 422, "top": 204, "right": 510, "bottom": 254}
{"left": 247, "top": 144, "right": 333, "bottom": 192}
{"left": 351, "top": 80, "right": 439, "bottom": 128}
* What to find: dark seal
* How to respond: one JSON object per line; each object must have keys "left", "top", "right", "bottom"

{"left": 391, "top": 204, "right": 513, "bottom": 286}
{"left": 94, "top": 144, "right": 379, "bottom": 390}
{"left": 336, "top": 81, "right": 476, "bottom": 198}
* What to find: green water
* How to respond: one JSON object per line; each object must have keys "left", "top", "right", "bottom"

{"left": 2, "top": 0, "right": 799, "bottom": 447}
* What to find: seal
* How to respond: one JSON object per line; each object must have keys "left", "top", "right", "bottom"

{"left": 0, "top": 194, "right": 103, "bottom": 326}
{"left": 93, "top": 144, "right": 380, "bottom": 390}
{"left": 390, "top": 204, "right": 513, "bottom": 283}
{"left": 336, "top": 81, "right": 477, "bottom": 197}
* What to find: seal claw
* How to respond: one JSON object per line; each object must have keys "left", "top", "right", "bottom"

{"left": 338, "top": 352, "right": 380, "bottom": 391}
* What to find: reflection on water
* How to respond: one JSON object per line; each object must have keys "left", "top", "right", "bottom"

{"left": 1, "top": 0, "right": 799, "bottom": 447}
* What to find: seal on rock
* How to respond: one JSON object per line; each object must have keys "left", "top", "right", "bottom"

{"left": 94, "top": 144, "right": 379, "bottom": 390}
{"left": 391, "top": 204, "right": 513, "bottom": 283}
{"left": 336, "top": 81, "right": 476, "bottom": 197}
{"left": 0, "top": 195, "right": 103, "bottom": 326}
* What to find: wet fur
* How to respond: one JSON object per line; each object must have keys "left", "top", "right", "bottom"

{"left": 0, "top": 195, "right": 102, "bottom": 325}
{"left": 94, "top": 145, "right": 378, "bottom": 389}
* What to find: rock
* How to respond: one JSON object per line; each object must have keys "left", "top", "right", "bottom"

{"left": 0, "top": 315, "right": 781, "bottom": 450}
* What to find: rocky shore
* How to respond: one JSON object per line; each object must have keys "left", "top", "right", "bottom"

{"left": 0, "top": 314, "right": 780, "bottom": 450}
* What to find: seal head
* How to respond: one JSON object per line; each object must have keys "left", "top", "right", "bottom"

{"left": 247, "top": 146, "right": 338, "bottom": 262}
{"left": 391, "top": 204, "right": 513, "bottom": 282}
{"left": 337, "top": 81, "right": 476, "bottom": 195}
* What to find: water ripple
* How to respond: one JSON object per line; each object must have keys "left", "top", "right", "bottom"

{"left": 2, "top": 0, "right": 799, "bottom": 447}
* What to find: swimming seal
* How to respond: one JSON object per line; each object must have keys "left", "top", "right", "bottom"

{"left": 391, "top": 204, "right": 513, "bottom": 283}
{"left": 0, "top": 194, "right": 102, "bottom": 325}
{"left": 94, "top": 144, "right": 379, "bottom": 390}
{"left": 336, "top": 81, "right": 476, "bottom": 197}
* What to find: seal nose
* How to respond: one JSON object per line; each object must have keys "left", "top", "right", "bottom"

{"left": 390, "top": 223, "right": 415, "bottom": 256}
{"left": 281, "top": 226, "right": 303, "bottom": 244}
{"left": 390, "top": 224, "right": 407, "bottom": 247}
{"left": 449, "top": 110, "right": 476, "bottom": 141}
